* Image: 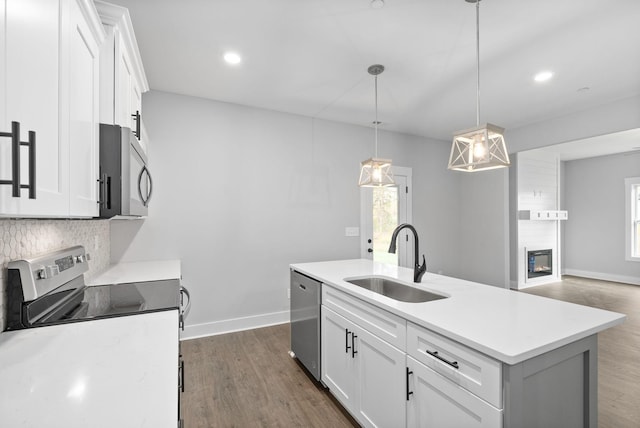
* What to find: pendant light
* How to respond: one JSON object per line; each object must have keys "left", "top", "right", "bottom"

{"left": 448, "top": 0, "right": 510, "bottom": 172}
{"left": 358, "top": 64, "right": 395, "bottom": 187}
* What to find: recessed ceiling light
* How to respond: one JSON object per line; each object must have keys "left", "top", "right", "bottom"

{"left": 534, "top": 71, "right": 554, "bottom": 82}
{"left": 223, "top": 52, "right": 242, "bottom": 65}
{"left": 371, "top": 0, "right": 385, "bottom": 9}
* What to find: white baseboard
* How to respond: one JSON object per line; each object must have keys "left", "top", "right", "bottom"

{"left": 563, "top": 269, "right": 640, "bottom": 286}
{"left": 181, "top": 310, "right": 290, "bottom": 341}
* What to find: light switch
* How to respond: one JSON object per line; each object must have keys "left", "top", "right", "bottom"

{"left": 345, "top": 227, "right": 360, "bottom": 237}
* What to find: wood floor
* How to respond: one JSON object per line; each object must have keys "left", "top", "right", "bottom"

{"left": 521, "top": 275, "right": 640, "bottom": 428}
{"left": 180, "top": 323, "right": 358, "bottom": 428}
{"left": 181, "top": 276, "right": 639, "bottom": 428}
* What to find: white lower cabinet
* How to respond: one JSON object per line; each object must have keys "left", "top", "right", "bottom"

{"left": 322, "top": 305, "right": 357, "bottom": 407}
{"left": 317, "top": 282, "right": 597, "bottom": 427}
{"left": 321, "top": 285, "right": 503, "bottom": 428}
{"left": 321, "top": 305, "right": 406, "bottom": 428}
{"left": 407, "top": 355, "right": 503, "bottom": 428}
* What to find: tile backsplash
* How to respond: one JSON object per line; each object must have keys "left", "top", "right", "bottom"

{"left": 0, "top": 219, "right": 110, "bottom": 331}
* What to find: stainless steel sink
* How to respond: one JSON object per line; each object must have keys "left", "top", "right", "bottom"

{"left": 345, "top": 276, "right": 447, "bottom": 303}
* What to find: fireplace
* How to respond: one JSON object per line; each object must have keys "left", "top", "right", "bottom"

{"left": 527, "top": 249, "right": 553, "bottom": 279}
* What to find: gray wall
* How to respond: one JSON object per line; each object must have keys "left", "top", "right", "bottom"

{"left": 457, "top": 169, "right": 510, "bottom": 287}
{"left": 563, "top": 152, "right": 640, "bottom": 283}
{"left": 110, "top": 91, "right": 460, "bottom": 336}
{"left": 505, "top": 95, "right": 640, "bottom": 286}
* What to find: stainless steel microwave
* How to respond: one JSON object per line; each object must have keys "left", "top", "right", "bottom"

{"left": 98, "top": 124, "right": 152, "bottom": 218}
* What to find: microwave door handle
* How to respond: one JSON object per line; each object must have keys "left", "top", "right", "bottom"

{"left": 137, "top": 165, "right": 147, "bottom": 206}
{"left": 145, "top": 167, "right": 153, "bottom": 206}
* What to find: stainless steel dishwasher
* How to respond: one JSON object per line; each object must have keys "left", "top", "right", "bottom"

{"left": 290, "top": 269, "right": 321, "bottom": 381}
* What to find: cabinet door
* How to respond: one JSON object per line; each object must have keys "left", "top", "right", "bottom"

{"left": 321, "top": 306, "right": 357, "bottom": 413}
{"left": 407, "top": 356, "right": 502, "bottom": 428}
{"left": 115, "top": 33, "right": 134, "bottom": 128}
{"left": 64, "top": 0, "right": 100, "bottom": 217}
{"left": 355, "top": 326, "right": 406, "bottom": 428}
{"left": 130, "top": 75, "right": 142, "bottom": 135}
{"left": 0, "top": 0, "right": 68, "bottom": 217}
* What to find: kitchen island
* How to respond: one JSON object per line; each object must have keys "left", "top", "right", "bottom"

{"left": 291, "top": 259, "right": 625, "bottom": 428}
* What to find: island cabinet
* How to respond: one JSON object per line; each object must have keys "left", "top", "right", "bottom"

{"left": 406, "top": 323, "right": 503, "bottom": 427}
{"left": 320, "top": 283, "right": 599, "bottom": 428}
{"left": 322, "top": 286, "right": 407, "bottom": 428}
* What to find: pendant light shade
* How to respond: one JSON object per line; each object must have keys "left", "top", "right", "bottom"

{"left": 359, "top": 65, "right": 395, "bottom": 187}
{"left": 448, "top": 123, "right": 509, "bottom": 172}
{"left": 358, "top": 157, "right": 394, "bottom": 187}
{"left": 448, "top": 0, "right": 510, "bottom": 172}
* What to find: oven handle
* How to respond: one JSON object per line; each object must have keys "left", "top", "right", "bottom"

{"left": 179, "top": 285, "right": 191, "bottom": 331}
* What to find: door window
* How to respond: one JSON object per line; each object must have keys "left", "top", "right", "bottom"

{"left": 361, "top": 167, "right": 412, "bottom": 267}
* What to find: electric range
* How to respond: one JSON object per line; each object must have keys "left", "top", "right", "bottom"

{"left": 5, "top": 245, "right": 190, "bottom": 331}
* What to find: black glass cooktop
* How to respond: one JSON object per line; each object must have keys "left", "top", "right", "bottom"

{"left": 35, "top": 279, "right": 181, "bottom": 327}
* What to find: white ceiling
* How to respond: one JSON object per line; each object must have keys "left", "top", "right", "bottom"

{"left": 110, "top": 0, "right": 640, "bottom": 147}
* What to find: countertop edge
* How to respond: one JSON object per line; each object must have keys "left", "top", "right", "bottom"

{"left": 291, "top": 260, "right": 627, "bottom": 365}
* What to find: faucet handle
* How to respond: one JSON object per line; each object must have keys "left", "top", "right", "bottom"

{"left": 415, "top": 255, "right": 427, "bottom": 283}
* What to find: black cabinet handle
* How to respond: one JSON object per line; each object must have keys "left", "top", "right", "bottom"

{"left": 26, "top": 130, "right": 36, "bottom": 199}
{"left": 426, "top": 350, "right": 459, "bottom": 369}
{"left": 0, "top": 121, "right": 36, "bottom": 199}
{"left": 97, "top": 173, "right": 111, "bottom": 208}
{"left": 131, "top": 110, "right": 141, "bottom": 139}
{"left": 345, "top": 328, "right": 351, "bottom": 353}
{"left": 10, "top": 121, "right": 20, "bottom": 197}
{"left": 367, "top": 248, "right": 373, "bottom": 253}
{"left": 179, "top": 359, "right": 185, "bottom": 393}
{"left": 406, "top": 367, "right": 413, "bottom": 401}
{"left": 351, "top": 333, "right": 357, "bottom": 358}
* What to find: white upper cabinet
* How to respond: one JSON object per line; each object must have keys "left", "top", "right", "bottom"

{"left": 0, "top": 0, "right": 104, "bottom": 218}
{"left": 63, "top": 0, "right": 104, "bottom": 217}
{"left": 95, "top": 1, "right": 149, "bottom": 151}
{"left": 1, "top": 0, "right": 66, "bottom": 216}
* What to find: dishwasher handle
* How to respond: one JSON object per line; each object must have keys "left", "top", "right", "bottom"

{"left": 179, "top": 285, "right": 191, "bottom": 331}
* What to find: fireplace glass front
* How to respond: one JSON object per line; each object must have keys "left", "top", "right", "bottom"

{"left": 527, "top": 249, "right": 553, "bottom": 278}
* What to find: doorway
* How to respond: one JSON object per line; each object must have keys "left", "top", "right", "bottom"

{"left": 360, "top": 166, "right": 412, "bottom": 267}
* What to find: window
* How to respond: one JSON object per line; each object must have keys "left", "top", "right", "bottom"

{"left": 360, "top": 167, "right": 413, "bottom": 267}
{"left": 626, "top": 177, "right": 640, "bottom": 261}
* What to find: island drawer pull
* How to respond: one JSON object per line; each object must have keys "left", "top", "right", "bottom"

{"left": 345, "top": 328, "right": 351, "bottom": 353}
{"left": 426, "top": 350, "right": 459, "bottom": 369}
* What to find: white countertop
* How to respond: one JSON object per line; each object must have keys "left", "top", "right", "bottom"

{"left": 0, "top": 311, "right": 179, "bottom": 428}
{"left": 88, "top": 259, "right": 181, "bottom": 286}
{"left": 291, "top": 259, "right": 626, "bottom": 365}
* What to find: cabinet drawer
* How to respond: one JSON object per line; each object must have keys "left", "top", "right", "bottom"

{"left": 322, "top": 285, "right": 406, "bottom": 351}
{"left": 407, "top": 322, "right": 502, "bottom": 408}
{"left": 407, "top": 356, "right": 503, "bottom": 428}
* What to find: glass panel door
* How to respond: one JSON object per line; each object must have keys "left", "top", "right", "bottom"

{"left": 361, "top": 167, "right": 412, "bottom": 267}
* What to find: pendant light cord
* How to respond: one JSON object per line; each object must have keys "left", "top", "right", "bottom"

{"left": 374, "top": 74, "right": 379, "bottom": 157}
{"left": 475, "top": 0, "right": 480, "bottom": 127}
